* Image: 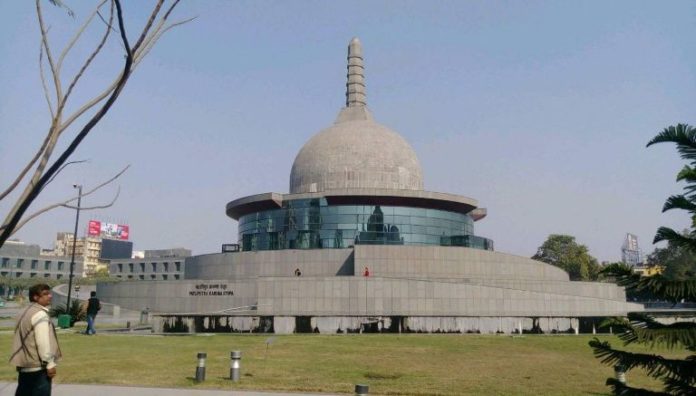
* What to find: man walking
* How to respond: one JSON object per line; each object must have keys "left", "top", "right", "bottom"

{"left": 10, "top": 283, "right": 62, "bottom": 396}
{"left": 85, "top": 291, "right": 101, "bottom": 335}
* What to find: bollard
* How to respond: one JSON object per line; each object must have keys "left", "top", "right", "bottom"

{"left": 195, "top": 352, "right": 207, "bottom": 382}
{"left": 614, "top": 364, "right": 626, "bottom": 384}
{"left": 355, "top": 384, "right": 369, "bottom": 395}
{"left": 230, "top": 351, "right": 242, "bottom": 381}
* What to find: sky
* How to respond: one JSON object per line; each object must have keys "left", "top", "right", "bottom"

{"left": 0, "top": 0, "right": 695, "bottom": 262}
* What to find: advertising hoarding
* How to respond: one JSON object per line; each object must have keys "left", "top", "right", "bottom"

{"left": 87, "top": 220, "right": 129, "bottom": 240}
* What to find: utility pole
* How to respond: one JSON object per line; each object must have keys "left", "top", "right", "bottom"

{"left": 66, "top": 184, "right": 82, "bottom": 313}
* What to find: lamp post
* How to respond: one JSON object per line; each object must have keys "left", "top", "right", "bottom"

{"left": 66, "top": 184, "right": 82, "bottom": 314}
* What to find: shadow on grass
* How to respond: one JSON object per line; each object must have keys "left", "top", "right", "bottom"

{"left": 364, "top": 371, "right": 403, "bottom": 380}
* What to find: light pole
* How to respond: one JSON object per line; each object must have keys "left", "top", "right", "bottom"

{"left": 66, "top": 184, "right": 82, "bottom": 314}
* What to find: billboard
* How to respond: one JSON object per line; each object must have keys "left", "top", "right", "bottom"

{"left": 87, "top": 220, "right": 129, "bottom": 240}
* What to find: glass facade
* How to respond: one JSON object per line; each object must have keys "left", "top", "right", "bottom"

{"left": 238, "top": 198, "right": 493, "bottom": 251}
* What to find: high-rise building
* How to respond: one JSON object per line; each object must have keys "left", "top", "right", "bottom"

{"left": 621, "top": 233, "right": 642, "bottom": 267}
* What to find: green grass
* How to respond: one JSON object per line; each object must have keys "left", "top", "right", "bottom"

{"left": 0, "top": 333, "right": 686, "bottom": 395}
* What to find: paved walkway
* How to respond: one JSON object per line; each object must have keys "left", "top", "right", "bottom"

{"left": 0, "top": 382, "right": 342, "bottom": 396}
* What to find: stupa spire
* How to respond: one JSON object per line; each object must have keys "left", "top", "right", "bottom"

{"left": 346, "top": 37, "right": 366, "bottom": 107}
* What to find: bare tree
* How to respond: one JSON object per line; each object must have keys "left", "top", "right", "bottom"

{"left": 0, "top": 0, "right": 192, "bottom": 248}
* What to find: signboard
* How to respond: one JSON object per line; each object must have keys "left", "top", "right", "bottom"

{"left": 87, "top": 220, "right": 130, "bottom": 240}
{"left": 189, "top": 283, "right": 234, "bottom": 296}
{"left": 88, "top": 220, "right": 101, "bottom": 236}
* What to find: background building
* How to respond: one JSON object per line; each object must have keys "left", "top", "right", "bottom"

{"left": 621, "top": 233, "right": 643, "bottom": 267}
{"left": 109, "top": 248, "right": 189, "bottom": 281}
{"left": 0, "top": 240, "right": 83, "bottom": 281}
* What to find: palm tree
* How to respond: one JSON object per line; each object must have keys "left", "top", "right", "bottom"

{"left": 589, "top": 124, "right": 696, "bottom": 395}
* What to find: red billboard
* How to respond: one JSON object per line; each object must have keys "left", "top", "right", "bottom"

{"left": 88, "top": 220, "right": 101, "bottom": 236}
{"left": 87, "top": 220, "right": 130, "bottom": 240}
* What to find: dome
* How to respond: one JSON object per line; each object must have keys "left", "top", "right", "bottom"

{"left": 289, "top": 37, "right": 423, "bottom": 194}
{"left": 290, "top": 107, "right": 423, "bottom": 193}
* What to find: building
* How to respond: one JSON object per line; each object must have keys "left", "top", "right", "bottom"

{"left": 621, "top": 233, "right": 643, "bottom": 267}
{"left": 0, "top": 240, "right": 83, "bottom": 281}
{"left": 99, "top": 38, "right": 642, "bottom": 334}
{"left": 109, "top": 248, "right": 189, "bottom": 281}
{"left": 633, "top": 265, "right": 664, "bottom": 277}
{"left": 51, "top": 230, "right": 132, "bottom": 276}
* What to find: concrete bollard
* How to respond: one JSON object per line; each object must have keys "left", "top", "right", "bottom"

{"left": 614, "top": 364, "right": 626, "bottom": 384}
{"left": 195, "top": 352, "right": 207, "bottom": 382}
{"left": 230, "top": 351, "right": 242, "bottom": 381}
{"left": 355, "top": 384, "right": 369, "bottom": 395}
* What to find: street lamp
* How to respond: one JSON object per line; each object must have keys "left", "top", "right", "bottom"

{"left": 66, "top": 184, "right": 82, "bottom": 314}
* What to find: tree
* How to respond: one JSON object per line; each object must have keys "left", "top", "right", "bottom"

{"left": 646, "top": 236, "right": 696, "bottom": 281}
{"left": 589, "top": 124, "right": 696, "bottom": 395}
{"left": 0, "top": 0, "right": 191, "bottom": 248}
{"left": 532, "top": 234, "right": 601, "bottom": 281}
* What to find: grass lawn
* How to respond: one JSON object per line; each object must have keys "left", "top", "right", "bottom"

{"left": 0, "top": 333, "right": 685, "bottom": 395}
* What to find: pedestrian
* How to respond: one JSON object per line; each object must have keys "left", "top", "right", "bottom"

{"left": 85, "top": 291, "right": 101, "bottom": 335}
{"left": 294, "top": 268, "right": 302, "bottom": 277}
{"left": 10, "top": 283, "right": 62, "bottom": 396}
{"left": 363, "top": 267, "right": 370, "bottom": 277}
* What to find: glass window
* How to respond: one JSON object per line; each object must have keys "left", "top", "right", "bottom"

{"left": 236, "top": 202, "right": 490, "bottom": 251}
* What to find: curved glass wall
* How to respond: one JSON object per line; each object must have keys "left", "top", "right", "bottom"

{"left": 238, "top": 198, "right": 493, "bottom": 251}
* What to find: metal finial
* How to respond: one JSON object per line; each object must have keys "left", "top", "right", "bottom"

{"left": 346, "top": 37, "right": 366, "bottom": 107}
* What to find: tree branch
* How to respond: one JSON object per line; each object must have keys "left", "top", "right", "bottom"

{"left": 39, "top": 41, "right": 55, "bottom": 118}
{"left": 0, "top": 0, "right": 186, "bottom": 249}
{"left": 36, "top": 0, "right": 62, "bottom": 106}
{"left": 56, "top": 0, "right": 109, "bottom": 74}
{"left": 62, "top": 187, "right": 120, "bottom": 210}
{"left": 42, "top": 160, "right": 89, "bottom": 191}
{"left": 60, "top": 0, "right": 114, "bottom": 111}
{"left": 0, "top": 0, "right": 133, "bottom": 247}
{"left": 132, "top": 0, "right": 164, "bottom": 52}
{"left": 1, "top": 166, "right": 128, "bottom": 235}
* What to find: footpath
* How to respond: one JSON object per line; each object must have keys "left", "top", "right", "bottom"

{"left": 0, "top": 382, "right": 341, "bottom": 396}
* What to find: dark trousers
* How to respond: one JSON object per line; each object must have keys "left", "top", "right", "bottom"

{"left": 16, "top": 369, "right": 51, "bottom": 396}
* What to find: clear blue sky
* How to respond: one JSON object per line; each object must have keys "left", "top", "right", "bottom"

{"left": 1, "top": 1, "right": 695, "bottom": 261}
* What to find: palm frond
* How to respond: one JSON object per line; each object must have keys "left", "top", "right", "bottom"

{"left": 662, "top": 195, "right": 696, "bottom": 214}
{"left": 601, "top": 263, "right": 696, "bottom": 302}
{"left": 663, "top": 375, "right": 696, "bottom": 395}
{"left": 647, "top": 124, "right": 696, "bottom": 163}
{"left": 618, "top": 314, "right": 696, "bottom": 349}
{"left": 601, "top": 263, "right": 642, "bottom": 288}
{"left": 641, "top": 275, "right": 696, "bottom": 303}
{"left": 599, "top": 316, "right": 631, "bottom": 329}
{"left": 653, "top": 227, "right": 696, "bottom": 252}
{"left": 589, "top": 339, "right": 696, "bottom": 383}
{"left": 604, "top": 378, "right": 669, "bottom": 396}
{"left": 676, "top": 165, "right": 696, "bottom": 182}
